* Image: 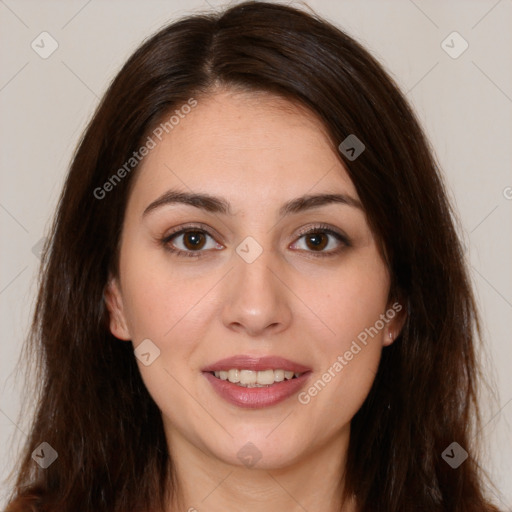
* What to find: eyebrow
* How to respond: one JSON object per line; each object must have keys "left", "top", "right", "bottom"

{"left": 142, "top": 189, "right": 363, "bottom": 218}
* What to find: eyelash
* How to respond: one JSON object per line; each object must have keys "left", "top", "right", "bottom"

{"left": 160, "top": 223, "right": 351, "bottom": 259}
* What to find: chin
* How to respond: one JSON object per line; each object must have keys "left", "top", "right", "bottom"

{"left": 210, "top": 429, "right": 307, "bottom": 470}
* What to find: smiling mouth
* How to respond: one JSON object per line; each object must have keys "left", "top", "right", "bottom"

{"left": 208, "top": 369, "right": 304, "bottom": 387}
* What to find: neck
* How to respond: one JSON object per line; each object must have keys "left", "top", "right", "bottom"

{"left": 164, "top": 424, "right": 357, "bottom": 512}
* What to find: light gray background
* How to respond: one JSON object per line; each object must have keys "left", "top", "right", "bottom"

{"left": 1, "top": 0, "right": 511, "bottom": 509}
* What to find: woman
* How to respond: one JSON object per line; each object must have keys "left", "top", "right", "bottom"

{"left": 4, "top": 1, "right": 502, "bottom": 511}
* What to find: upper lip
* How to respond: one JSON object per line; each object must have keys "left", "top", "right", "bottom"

{"left": 202, "top": 355, "right": 312, "bottom": 373}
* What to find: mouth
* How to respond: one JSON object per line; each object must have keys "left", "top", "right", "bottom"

{"left": 207, "top": 368, "right": 305, "bottom": 387}
{"left": 201, "top": 355, "right": 312, "bottom": 408}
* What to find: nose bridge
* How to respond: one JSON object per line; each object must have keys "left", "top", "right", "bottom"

{"left": 220, "top": 235, "right": 292, "bottom": 335}
{"left": 236, "top": 240, "right": 276, "bottom": 293}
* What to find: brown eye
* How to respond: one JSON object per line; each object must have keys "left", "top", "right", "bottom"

{"left": 291, "top": 225, "right": 350, "bottom": 257}
{"left": 182, "top": 231, "right": 207, "bottom": 250}
{"left": 162, "top": 227, "right": 223, "bottom": 257}
{"left": 304, "top": 232, "right": 329, "bottom": 251}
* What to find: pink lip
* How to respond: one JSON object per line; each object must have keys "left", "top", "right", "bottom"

{"left": 201, "top": 355, "right": 312, "bottom": 373}
{"left": 201, "top": 355, "right": 312, "bottom": 409}
{"left": 203, "top": 372, "right": 312, "bottom": 409}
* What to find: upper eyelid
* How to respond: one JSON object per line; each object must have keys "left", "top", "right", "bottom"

{"left": 163, "top": 222, "right": 222, "bottom": 242}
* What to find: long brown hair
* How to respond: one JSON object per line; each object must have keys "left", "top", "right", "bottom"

{"left": 4, "top": 1, "right": 502, "bottom": 511}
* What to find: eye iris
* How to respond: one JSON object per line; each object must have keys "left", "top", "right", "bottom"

{"left": 306, "top": 233, "right": 327, "bottom": 251}
{"left": 183, "top": 231, "right": 206, "bottom": 250}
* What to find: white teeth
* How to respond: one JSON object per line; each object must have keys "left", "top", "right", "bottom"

{"left": 239, "top": 369, "right": 257, "bottom": 385}
{"left": 257, "top": 369, "right": 275, "bottom": 385}
{"left": 228, "top": 369, "right": 240, "bottom": 383}
{"left": 212, "top": 369, "right": 303, "bottom": 387}
{"left": 274, "top": 369, "right": 285, "bottom": 382}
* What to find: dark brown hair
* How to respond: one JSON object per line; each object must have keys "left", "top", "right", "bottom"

{"left": 4, "top": 1, "right": 502, "bottom": 511}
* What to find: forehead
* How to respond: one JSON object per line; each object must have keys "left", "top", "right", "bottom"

{"left": 129, "top": 89, "right": 358, "bottom": 211}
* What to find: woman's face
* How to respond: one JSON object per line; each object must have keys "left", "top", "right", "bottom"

{"left": 106, "top": 89, "right": 403, "bottom": 470}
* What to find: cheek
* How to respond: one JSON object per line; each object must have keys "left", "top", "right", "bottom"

{"left": 297, "top": 303, "right": 386, "bottom": 436}
{"left": 119, "top": 245, "right": 218, "bottom": 341}
{"left": 294, "top": 253, "right": 389, "bottom": 418}
{"left": 118, "top": 249, "right": 218, "bottom": 396}
{"left": 296, "top": 252, "right": 390, "bottom": 348}
{"left": 299, "top": 347, "right": 381, "bottom": 438}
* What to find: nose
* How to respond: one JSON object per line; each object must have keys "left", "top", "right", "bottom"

{"left": 220, "top": 245, "right": 293, "bottom": 337}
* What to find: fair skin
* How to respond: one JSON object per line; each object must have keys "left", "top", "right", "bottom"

{"left": 105, "top": 88, "right": 404, "bottom": 512}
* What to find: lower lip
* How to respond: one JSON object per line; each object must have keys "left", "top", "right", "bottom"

{"left": 203, "top": 371, "right": 312, "bottom": 409}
